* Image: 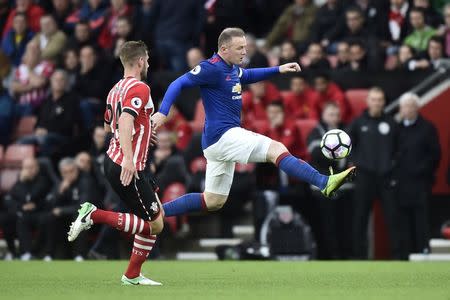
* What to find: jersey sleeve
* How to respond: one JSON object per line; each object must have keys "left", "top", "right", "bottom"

{"left": 159, "top": 62, "right": 219, "bottom": 116}
{"left": 122, "top": 83, "right": 150, "bottom": 118}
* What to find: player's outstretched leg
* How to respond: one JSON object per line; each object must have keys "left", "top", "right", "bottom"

{"left": 269, "top": 141, "right": 355, "bottom": 197}
{"left": 67, "top": 202, "right": 152, "bottom": 242}
{"left": 162, "top": 193, "right": 208, "bottom": 217}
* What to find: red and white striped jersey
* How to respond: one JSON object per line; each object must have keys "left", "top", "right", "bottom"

{"left": 104, "top": 77, "right": 154, "bottom": 171}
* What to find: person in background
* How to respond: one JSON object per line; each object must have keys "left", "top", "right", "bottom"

{"left": 31, "top": 14, "right": 67, "bottom": 63}
{"left": 282, "top": 75, "right": 315, "bottom": 120}
{"left": 242, "top": 33, "right": 269, "bottom": 68}
{"left": 335, "top": 41, "right": 350, "bottom": 69}
{"left": 278, "top": 40, "right": 298, "bottom": 65}
{"left": 302, "top": 43, "right": 331, "bottom": 71}
{"left": 404, "top": 7, "right": 437, "bottom": 52}
{"left": 1, "top": 12, "right": 34, "bottom": 66}
{"left": 12, "top": 158, "right": 52, "bottom": 260}
{"left": 436, "top": 4, "right": 450, "bottom": 57}
{"left": 347, "top": 87, "right": 401, "bottom": 259}
{"left": 186, "top": 47, "right": 205, "bottom": 70}
{"left": 2, "top": 0, "right": 45, "bottom": 36}
{"left": 396, "top": 92, "right": 440, "bottom": 259}
{"left": 307, "top": 102, "right": 353, "bottom": 259}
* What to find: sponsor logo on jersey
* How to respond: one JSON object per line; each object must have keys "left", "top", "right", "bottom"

{"left": 190, "top": 65, "right": 201, "bottom": 75}
{"left": 232, "top": 83, "right": 242, "bottom": 94}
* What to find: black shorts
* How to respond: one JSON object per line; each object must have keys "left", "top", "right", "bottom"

{"left": 104, "top": 156, "right": 161, "bottom": 221}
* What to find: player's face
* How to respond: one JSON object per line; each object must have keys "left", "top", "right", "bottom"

{"left": 139, "top": 52, "right": 149, "bottom": 80}
{"left": 227, "top": 36, "right": 247, "bottom": 65}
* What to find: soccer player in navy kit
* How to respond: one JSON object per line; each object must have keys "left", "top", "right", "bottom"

{"left": 152, "top": 28, "right": 356, "bottom": 218}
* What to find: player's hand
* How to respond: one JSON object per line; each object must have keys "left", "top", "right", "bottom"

{"left": 151, "top": 112, "right": 167, "bottom": 130}
{"left": 279, "top": 63, "right": 301, "bottom": 73}
{"left": 150, "top": 123, "right": 158, "bottom": 146}
{"left": 120, "top": 157, "right": 139, "bottom": 186}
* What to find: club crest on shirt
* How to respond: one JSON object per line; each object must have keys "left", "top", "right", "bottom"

{"left": 232, "top": 83, "right": 242, "bottom": 94}
{"left": 190, "top": 65, "right": 201, "bottom": 75}
{"left": 131, "top": 97, "right": 142, "bottom": 109}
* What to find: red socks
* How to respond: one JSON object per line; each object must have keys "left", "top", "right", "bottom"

{"left": 125, "top": 234, "right": 157, "bottom": 278}
{"left": 91, "top": 209, "right": 151, "bottom": 235}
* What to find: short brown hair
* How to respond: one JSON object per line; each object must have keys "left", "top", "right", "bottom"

{"left": 118, "top": 40, "right": 148, "bottom": 67}
{"left": 218, "top": 27, "right": 245, "bottom": 48}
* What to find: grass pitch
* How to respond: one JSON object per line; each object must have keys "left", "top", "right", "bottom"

{"left": 1, "top": 261, "right": 449, "bottom": 300}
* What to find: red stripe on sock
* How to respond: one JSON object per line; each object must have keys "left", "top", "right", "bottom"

{"left": 275, "top": 152, "right": 290, "bottom": 167}
{"left": 125, "top": 234, "right": 155, "bottom": 279}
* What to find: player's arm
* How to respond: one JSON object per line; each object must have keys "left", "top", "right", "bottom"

{"left": 118, "top": 112, "right": 137, "bottom": 186}
{"left": 153, "top": 63, "right": 219, "bottom": 129}
{"left": 239, "top": 63, "right": 301, "bottom": 84}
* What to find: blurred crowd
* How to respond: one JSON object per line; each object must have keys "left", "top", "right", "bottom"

{"left": 0, "top": 0, "right": 448, "bottom": 261}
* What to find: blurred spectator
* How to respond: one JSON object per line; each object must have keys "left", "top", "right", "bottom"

{"left": 111, "top": 16, "right": 134, "bottom": 57}
{"left": 265, "top": 0, "right": 317, "bottom": 51}
{"left": 242, "top": 81, "right": 281, "bottom": 123}
{"left": 50, "top": 0, "right": 73, "bottom": 31}
{"left": 311, "top": 0, "right": 344, "bottom": 44}
{"left": 18, "top": 70, "right": 80, "bottom": 156}
{"left": 0, "top": 0, "right": 9, "bottom": 33}
{"left": 347, "top": 87, "right": 400, "bottom": 259}
{"left": 346, "top": 0, "right": 386, "bottom": 38}
{"left": 161, "top": 106, "right": 193, "bottom": 151}
{"left": 384, "top": 0, "right": 411, "bottom": 48}
{"left": 74, "top": 45, "right": 107, "bottom": 131}
{"left": 133, "top": 0, "right": 154, "bottom": 46}
{"left": 242, "top": 34, "right": 269, "bottom": 68}
{"left": 150, "top": 130, "right": 189, "bottom": 194}
{"left": 98, "top": 0, "right": 132, "bottom": 49}
{"left": 66, "top": 21, "right": 95, "bottom": 51}
{"left": 345, "top": 40, "right": 369, "bottom": 71}
{"left": 282, "top": 75, "right": 315, "bottom": 119}
{"left": 62, "top": 48, "right": 79, "bottom": 89}
{"left": 396, "top": 93, "right": 440, "bottom": 259}
{"left": 404, "top": 7, "right": 437, "bottom": 52}
{"left": 310, "top": 73, "right": 349, "bottom": 122}
{"left": 150, "top": 0, "right": 205, "bottom": 71}
{"left": 279, "top": 40, "right": 298, "bottom": 65}
{"left": 307, "top": 101, "right": 353, "bottom": 259}
{"left": 1, "top": 12, "right": 34, "bottom": 67}
{"left": 2, "top": 0, "right": 45, "bottom": 37}
{"left": 13, "top": 158, "right": 52, "bottom": 260}
{"left": 261, "top": 100, "right": 303, "bottom": 158}
{"left": 186, "top": 47, "right": 205, "bottom": 70}
{"left": 301, "top": 42, "right": 331, "bottom": 70}
{"left": 42, "top": 157, "right": 95, "bottom": 260}
{"left": 436, "top": 4, "right": 450, "bottom": 57}
{"left": 10, "top": 41, "right": 54, "bottom": 115}
{"left": 396, "top": 44, "right": 416, "bottom": 70}
{"left": 413, "top": 0, "right": 443, "bottom": 28}
{"left": 66, "top": 0, "right": 108, "bottom": 37}
{"left": 75, "top": 151, "right": 105, "bottom": 201}
{"left": 90, "top": 125, "right": 108, "bottom": 159}
{"left": 335, "top": 41, "right": 350, "bottom": 69}
{"left": 31, "top": 15, "right": 67, "bottom": 63}
{"left": 407, "top": 36, "right": 446, "bottom": 71}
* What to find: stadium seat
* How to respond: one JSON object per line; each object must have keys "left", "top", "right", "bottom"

{"left": 295, "top": 119, "right": 318, "bottom": 160}
{"left": 0, "top": 169, "right": 20, "bottom": 194}
{"left": 4, "top": 144, "right": 35, "bottom": 168}
{"left": 190, "top": 99, "right": 204, "bottom": 132}
{"left": 345, "top": 89, "right": 368, "bottom": 118}
{"left": 13, "top": 116, "right": 37, "bottom": 140}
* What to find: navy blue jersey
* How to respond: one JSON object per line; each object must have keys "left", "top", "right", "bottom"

{"left": 159, "top": 54, "right": 279, "bottom": 149}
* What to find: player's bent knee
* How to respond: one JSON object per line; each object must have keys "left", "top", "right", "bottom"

{"left": 204, "top": 193, "right": 228, "bottom": 211}
{"left": 267, "top": 141, "right": 289, "bottom": 164}
{"left": 150, "top": 215, "right": 164, "bottom": 235}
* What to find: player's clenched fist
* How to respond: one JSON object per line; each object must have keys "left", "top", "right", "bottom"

{"left": 279, "top": 63, "right": 301, "bottom": 73}
{"left": 151, "top": 112, "right": 167, "bottom": 130}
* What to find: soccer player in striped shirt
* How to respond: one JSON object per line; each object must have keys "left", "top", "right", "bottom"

{"left": 152, "top": 28, "right": 356, "bottom": 218}
{"left": 67, "top": 41, "right": 164, "bottom": 286}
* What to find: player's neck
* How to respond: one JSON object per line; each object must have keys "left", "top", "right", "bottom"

{"left": 217, "top": 52, "right": 232, "bottom": 66}
{"left": 123, "top": 69, "right": 141, "bottom": 81}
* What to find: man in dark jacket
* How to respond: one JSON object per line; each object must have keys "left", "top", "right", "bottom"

{"left": 307, "top": 102, "right": 353, "bottom": 259}
{"left": 347, "top": 87, "right": 400, "bottom": 259}
{"left": 17, "top": 70, "right": 80, "bottom": 156}
{"left": 396, "top": 93, "right": 440, "bottom": 259}
{"left": 10, "top": 157, "right": 52, "bottom": 260}
{"left": 1, "top": 12, "right": 34, "bottom": 66}
{"left": 41, "top": 157, "right": 95, "bottom": 261}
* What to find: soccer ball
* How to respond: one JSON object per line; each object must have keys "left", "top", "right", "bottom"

{"left": 320, "top": 129, "right": 352, "bottom": 160}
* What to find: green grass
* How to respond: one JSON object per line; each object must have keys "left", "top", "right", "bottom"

{"left": 1, "top": 261, "right": 450, "bottom": 300}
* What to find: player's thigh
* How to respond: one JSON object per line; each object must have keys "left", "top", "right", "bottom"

{"left": 204, "top": 159, "right": 235, "bottom": 197}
